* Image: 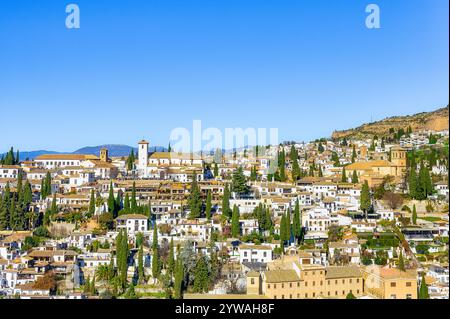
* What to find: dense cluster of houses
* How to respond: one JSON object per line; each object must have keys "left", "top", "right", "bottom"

{"left": 0, "top": 130, "right": 449, "bottom": 299}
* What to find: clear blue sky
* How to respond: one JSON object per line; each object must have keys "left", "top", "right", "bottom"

{"left": 0, "top": 0, "right": 448, "bottom": 152}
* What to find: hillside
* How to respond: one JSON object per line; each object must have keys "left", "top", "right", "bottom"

{"left": 331, "top": 105, "right": 449, "bottom": 140}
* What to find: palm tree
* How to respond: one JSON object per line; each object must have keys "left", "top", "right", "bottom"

{"left": 96, "top": 265, "right": 112, "bottom": 282}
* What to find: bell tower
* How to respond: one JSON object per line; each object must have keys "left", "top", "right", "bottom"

{"left": 100, "top": 148, "right": 109, "bottom": 162}
{"left": 138, "top": 139, "right": 149, "bottom": 171}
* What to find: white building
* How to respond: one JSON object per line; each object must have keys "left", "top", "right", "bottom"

{"left": 115, "top": 214, "right": 149, "bottom": 235}
{"left": 238, "top": 244, "right": 272, "bottom": 264}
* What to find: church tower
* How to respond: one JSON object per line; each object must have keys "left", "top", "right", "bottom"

{"left": 138, "top": 140, "right": 149, "bottom": 171}
{"left": 390, "top": 146, "right": 407, "bottom": 176}
{"left": 100, "top": 148, "right": 109, "bottom": 162}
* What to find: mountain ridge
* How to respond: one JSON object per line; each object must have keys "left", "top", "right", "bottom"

{"left": 331, "top": 105, "right": 449, "bottom": 140}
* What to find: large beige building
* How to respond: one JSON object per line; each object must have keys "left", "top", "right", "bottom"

{"left": 247, "top": 258, "right": 364, "bottom": 299}
{"left": 362, "top": 265, "right": 418, "bottom": 299}
{"left": 345, "top": 146, "right": 407, "bottom": 187}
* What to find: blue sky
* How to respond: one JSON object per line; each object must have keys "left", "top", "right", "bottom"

{"left": 0, "top": 0, "right": 448, "bottom": 152}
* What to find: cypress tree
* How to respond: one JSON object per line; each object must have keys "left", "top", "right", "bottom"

{"left": 351, "top": 145, "right": 357, "bottom": 163}
{"left": 88, "top": 189, "right": 95, "bottom": 216}
{"left": 107, "top": 182, "right": 116, "bottom": 215}
{"left": 412, "top": 204, "right": 417, "bottom": 225}
{"left": 213, "top": 162, "right": 219, "bottom": 178}
{"left": 50, "top": 193, "right": 57, "bottom": 216}
{"left": 351, "top": 170, "right": 359, "bottom": 184}
{"left": 231, "top": 205, "right": 240, "bottom": 238}
{"left": 44, "top": 172, "right": 51, "bottom": 198}
{"left": 293, "top": 199, "right": 301, "bottom": 240}
{"left": 188, "top": 173, "right": 202, "bottom": 219}
{"left": 408, "top": 166, "right": 418, "bottom": 199}
{"left": 341, "top": 167, "right": 347, "bottom": 183}
{"left": 173, "top": 256, "right": 184, "bottom": 299}
{"left": 205, "top": 190, "right": 212, "bottom": 220}
{"left": 286, "top": 209, "right": 291, "bottom": 243}
{"left": 419, "top": 274, "right": 429, "bottom": 299}
{"left": 222, "top": 184, "right": 231, "bottom": 219}
{"left": 398, "top": 251, "right": 405, "bottom": 271}
{"left": 360, "top": 181, "right": 371, "bottom": 214}
{"left": 168, "top": 238, "right": 175, "bottom": 276}
{"left": 131, "top": 182, "right": 137, "bottom": 211}
{"left": 193, "top": 255, "right": 210, "bottom": 293}
{"left": 123, "top": 193, "right": 130, "bottom": 214}
{"left": 138, "top": 244, "right": 145, "bottom": 284}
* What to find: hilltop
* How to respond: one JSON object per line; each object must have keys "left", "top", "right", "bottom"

{"left": 331, "top": 106, "right": 449, "bottom": 140}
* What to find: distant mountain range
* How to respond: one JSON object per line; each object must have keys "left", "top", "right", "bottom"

{"left": 2, "top": 144, "right": 167, "bottom": 161}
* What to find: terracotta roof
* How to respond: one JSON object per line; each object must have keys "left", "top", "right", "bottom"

{"left": 264, "top": 269, "right": 300, "bottom": 283}
{"left": 325, "top": 266, "right": 362, "bottom": 279}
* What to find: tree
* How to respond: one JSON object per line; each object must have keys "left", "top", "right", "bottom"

{"left": 124, "top": 283, "right": 138, "bottom": 299}
{"left": 360, "top": 181, "right": 371, "bottom": 215}
{"left": 131, "top": 182, "right": 138, "bottom": 211}
{"left": 398, "top": 251, "right": 405, "bottom": 271}
{"left": 127, "top": 149, "right": 135, "bottom": 171}
{"left": 205, "top": 190, "right": 212, "bottom": 220}
{"left": 193, "top": 255, "right": 209, "bottom": 293}
{"left": 123, "top": 193, "right": 130, "bottom": 214}
{"left": 222, "top": 184, "right": 231, "bottom": 219}
{"left": 346, "top": 291, "right": 356, "bottom": 299}
{"left": 351, "top": 145, "right": 357, "bottom": 163}
{"left": 383, "top": 192, "right": 403, "bottom": 210}
{"left": 99, "top": 212, "right": 113, "bottom": 229}
{"left": 168, "top": 238, "right": 175, "bottom": 276}
{"left": 138, "top": 244, "right": 145, "bottom": 284}
{"left": 231, "top": 205, "right": 240, "bottom": 238}
{"left": 88, "top": 189, "right": 96, "bottom": 216}
{"left": 250, "top": 165, "right": 257, "bottom": 181}
{"left": 412, "top": 204, "right": 417, "bottom": 225}
{"left": 232, "top": 167, "right": 249, "bottom": 195}
{"left": 419, "top": 274, "right": 429, "bottom": 299}
{"left": 213, "top": 162, "right": 219, "bottom": 178}
{"left": 188, "top": 173, "right": 202, "bottom": 219}
{"left": 318, "top": 142, "right": 324, "bottom": 153}
{"left": 151, "top": 227, "right": 161, "bottom": 280}
{"left": 341, "top": 167, "right": 347, "bottom": 183}
{"left": 173, "top": 256, "right": 184, "bottom": 299}
{"left": 278, "top": 148, "right": 287, "bottom": 181}
{"left": 108, "top": 182, "right": 117, "bottom": 217}
{"left": 291, "top": 145, "right": 301, "bottom": 181}
{"left": 351, "top": 170, "right": 359, "bottom": 184}
{"left": 292, "top": 199, "right": 301, "bottom": 241}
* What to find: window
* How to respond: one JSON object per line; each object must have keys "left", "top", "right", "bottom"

{"left": 289, "top": 294, "right": 292, "bottom": 299}
{"left": 281, "top": 283, "right": 284, "bottom": 288}
{"left": 251, "top": 278, "right": 255, "bottom": 285}
{"left": 305, "top": 293, "right": 308, "bottom": 298}
{"left": 406, "top": 294, "right": 412, "bottom": 299}
{"left": 297, "top": 282, "right": 300, "bottom": 287}
{"left": 406, "top": 282, "right": 412, "bottom": 287}
{"left": 289, "top": 283, "right": 292, "bottom": 288}
{"left": 390, "top": 282, "right": 396, "bottom": 287}
{"left": 268, "top": 284, "right": 271, "bottom": 289}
